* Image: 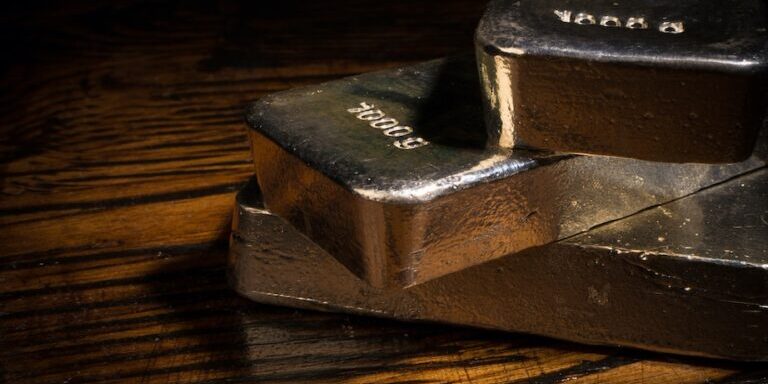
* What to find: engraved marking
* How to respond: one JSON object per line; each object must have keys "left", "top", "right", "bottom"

{"left": 600, "top": 16, "right": 621, "bottom": 27}
{"left": 370, "top": 118, "right": 399, "bottom": 129}
{"left": 574, "top": 13, "right": 596, "bottom": 25}
{"left": 626, "top": 17, "right": 648, "bottom": 29}
{"left": 383, "top": 126, "right": 413, "bottom": 137}
{"left": 356, "top": 110, "right": 385, "bottom": 120}
{"left": 659, "top": 21, "right": 684, "bottom": 34}
{"left": 394, "top": 137, "right": 429, "bottom": 150}
{"left": 555, "top": 9, "right": 682, "bottom": 33}
{"left": 553, "top": 9, "right": 571, "bottom": 22}
{"left": 346, "top": 102, "right": 429, "bottom": 149}
{"left": 347, "top": 102, "right": 374, "bottom": 113}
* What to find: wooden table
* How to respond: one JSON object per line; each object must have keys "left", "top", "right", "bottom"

{"left": 1, "top": 1, "right": 765, "bottom": 382}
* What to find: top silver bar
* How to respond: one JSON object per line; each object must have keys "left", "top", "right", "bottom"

{"left": 476, "top": 0, "right": 768, "bottom": 163}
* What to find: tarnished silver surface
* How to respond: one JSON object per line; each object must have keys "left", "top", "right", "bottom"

{"left": 229, "top": 169, "right": 768, "bottom": 361}
{"left": 246, "top": 56, "right": 767, "bottom": 288}
{"left": 476, "top": 0, "right": 768, "bottom": 163}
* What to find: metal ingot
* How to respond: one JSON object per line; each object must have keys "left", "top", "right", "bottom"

{"left": 476, "top": 0, "right": 768, "bottom": 163}
{"left": 246, "top": 56, "right": 766, "bottom": 289}
{"left": 229, "top": 168, "right": 768, "bottom": 361}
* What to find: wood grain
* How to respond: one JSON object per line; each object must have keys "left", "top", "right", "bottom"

{"left": 1, "top": 1, "right": 766, "bottom": 382}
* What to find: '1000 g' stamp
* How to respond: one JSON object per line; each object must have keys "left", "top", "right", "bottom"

{"left": 554, "top": 9, "right": 684, "bottom": 34}
{"left": 347, "top": 102, "right": 430, "bottom": 150}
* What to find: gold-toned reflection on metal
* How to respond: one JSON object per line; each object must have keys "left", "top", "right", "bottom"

{"left": 247, "top": 56, "right": 767, "bottom": 289}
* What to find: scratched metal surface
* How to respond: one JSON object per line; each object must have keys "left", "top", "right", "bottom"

{"left": 246, "top": 56, "right": 767, "bottom": 288}
{"left": 229, "top": 168, "right": 768, "bottom": 361}
{"left": 475, "top": 0, "right": 768, "bottom": 162}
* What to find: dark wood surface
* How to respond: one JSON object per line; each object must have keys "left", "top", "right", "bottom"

{"left": 1, "top": 1, "right": 766, "bottom": 382}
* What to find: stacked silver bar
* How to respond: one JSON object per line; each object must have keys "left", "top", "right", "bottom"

{"left": 230, "top": 1, "right": 768, "bottom": 361}
{"left": 476, "top": 0, "right": 768, "bottom": 162}
{"left": 231, "top": 168, "right": 768, "bottom": 361}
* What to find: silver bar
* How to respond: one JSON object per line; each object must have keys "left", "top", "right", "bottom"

{"left": 229, "top": 169, "right": 768, "bottom": 361}
{"left": 246, "top": 56, "right": 766, "bottom": 288}
{"left": 476, "top": 0, "right": 768, "bottom": 162}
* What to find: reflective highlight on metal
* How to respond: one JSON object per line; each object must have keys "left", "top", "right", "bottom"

{"left": 247, "top": 56, "right": 768, "bottom": 289}
{"left": 476, "top": 0, "right": 768, "bottom": 163}
{"left": 229, "top": 169, "right": 768, "bottom": 361}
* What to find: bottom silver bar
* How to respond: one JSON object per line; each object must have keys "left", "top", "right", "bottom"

{"left": 228, "top": 169, "right": 768, "bottom": 361}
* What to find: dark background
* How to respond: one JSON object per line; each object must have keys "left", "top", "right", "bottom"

{"left": 1, "top": 1, "right": 766, "bottom": 382}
